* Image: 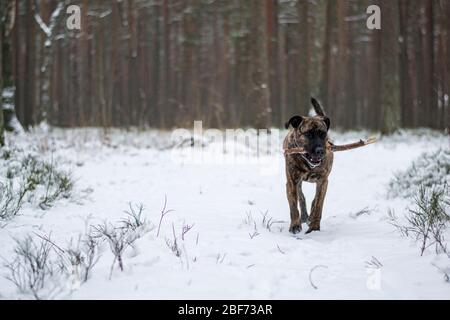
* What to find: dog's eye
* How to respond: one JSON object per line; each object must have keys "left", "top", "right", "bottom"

{"left": 319, "top": 132, "right": 327, "bottom": 139}
{"left": 304, "top": 131, "right": 313, "bottom": 138}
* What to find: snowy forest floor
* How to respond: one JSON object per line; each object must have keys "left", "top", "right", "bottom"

{"left": 0, "top": 126, "right": 449, "bottom": 299}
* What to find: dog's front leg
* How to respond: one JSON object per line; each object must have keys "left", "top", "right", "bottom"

{"left": 297, "top": 182, "right": 309, "bottom": 224}
{"left": 306, "top": 179, "right": 328, "bottom": 234}
{"left": 286, "top": 178, "right": 301, "bottom": 233}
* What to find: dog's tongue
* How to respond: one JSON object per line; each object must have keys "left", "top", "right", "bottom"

{"left": 311, "top": 156, "right": 322, "bottom": 164}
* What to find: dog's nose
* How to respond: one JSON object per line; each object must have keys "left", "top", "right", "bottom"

{"left": 315, "top": 147, "right": 325, "bottom": 157}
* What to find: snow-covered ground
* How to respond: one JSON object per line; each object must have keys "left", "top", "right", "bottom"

{"left": 0, "top": 127, "right": 449, "bottom": 299}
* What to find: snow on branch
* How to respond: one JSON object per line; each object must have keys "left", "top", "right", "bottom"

{"left": 33, "top": 2, "right": 64, "bottom": 39}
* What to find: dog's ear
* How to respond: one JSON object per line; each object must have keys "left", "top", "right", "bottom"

{"left": 285, "top": 115, "right": 303, "bottom": 129}
{"left": 323, "top": 116, "right": 331, "bottom": 131}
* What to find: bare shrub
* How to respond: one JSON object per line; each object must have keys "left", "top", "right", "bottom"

{"left": 21, "top": 154, "right": 73, "bottom": 204}
{"left": 63, "top": 230, "right": 102, "bottom": 283}
{"left": 166, "top": 223, "right": 182, "bottom": 257}
{"left": 2, "top": 236, "right": 64, "bottom": 299}
{"left": 121, "top": 203, "right": 146, "bottom": 230}
{"left": 165, "top": 221, "right": 195, "bottom": 269}
{"left": 0, "top": 149, "right": 74, "bottom": 221}
{"left": 242, "top": 210, "right": 283, "bottom": 236}
{"left": 120, "top": 203, "right": 153, "bottom": 236}
{"left": 388, "top": 148, "right": 450, "bottom": 199}
{"left": 93, "top": 222, "right": 138, "bottom": 278}
{"left": 260, "top": 210, "right": 284, "bottom": 232}
{"left": 0, "top": 181, "right": 28, "bottom": 221}
{"left": 390, "top": 185, "right": 450, "bottom": 256}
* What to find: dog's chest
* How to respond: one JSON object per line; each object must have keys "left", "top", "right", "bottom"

{"left": 287, "top": 154, "right": 333, "bottom": 183}
{"left": 301, "top": 170, "right": 324, "bottom": 183}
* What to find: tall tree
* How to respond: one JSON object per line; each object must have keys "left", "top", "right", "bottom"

{"left": 297, "top": 0, "right": 310, "bottom": 116}
{"left": 0, "top": 0, "right": 6, "bottom": 146}
{"left": 250, "top": 0, "right": 271, "bottom": 128}
{"left": 4, "top": 0, "right": 448, "bottom": 131}
{"left": 380, "top": 0, "right": 401, "bottom": 134}
{"left": 32, "top": 1, "right": 64, "bottom": 124}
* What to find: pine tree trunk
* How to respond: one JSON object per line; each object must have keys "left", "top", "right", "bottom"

{"left": 250, "top": 0, "right": 271, "bottom": 128}
{"left": 380, "top": 0, "right": 401, "bottom": 134}
{"left": 297, "top": 0, "right": 310, "bottom": 116}
{"left": 0, "top": 1, "right": 5, "bottom": 146}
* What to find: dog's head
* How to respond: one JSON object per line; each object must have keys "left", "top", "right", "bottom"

{"left": 285, "top": 109, "right": 330, "bottom": 167}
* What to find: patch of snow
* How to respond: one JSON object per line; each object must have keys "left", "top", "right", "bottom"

{"left": 0, "top": 128, "right": 449, "bottom": 299}
{"left": 388, "top": 148, "right": 450, "bottom": 199}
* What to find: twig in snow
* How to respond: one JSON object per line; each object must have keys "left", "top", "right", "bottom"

{"left": 365, "top": 256, "right": 383, "bottom": 269}
{"left": 277, "top": 244, "right": 285, "bottom": 254}
{"left": 249, "top": 220, "right": 260, "bottom": 239}
{"left": 181, "top": 222, "right": 195, "bottom": 241}
{"left": 216, "top": 253, "right": 227, "bottom": 264}
{"left": 260, "top": 211, "right": 284, "bottom": 232}
{"left": 156, "top": 195, "right": 174, "bottom": 237}
{"left": 431, "top": 263, "right": 450, "bottom": 283}
{"left": 165, "top": 223, "right": 181, "bottom": 257}
{"left": 242, "top": 211, "right": 254, "bottom": 226}
{"left": 182, "top": 243, "right": 190, "bottom": 270}
{"left": 349, "top": 206, "right": 374, "bottom": 219}
{"left": 249, "top": 230, "right": 260, "bottom": 239}
{"left": 33, "top": 232, "right": 65, "bottom": 254}
{"left": 309, "top": 265, "right": 328, "bottom": 290}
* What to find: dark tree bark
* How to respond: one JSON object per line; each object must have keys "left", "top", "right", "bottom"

{"left": 0, "top": 1, "right": 5, "bottom": 145}
{"left": 380, "top": 0, "right": 401, "bottom": 134}
{"left": 4, "top": 0, "right": 447, "bottom": 131}
{"left": 297, "top": 0, "right": 310, "bottom": 116}
{"left": 250, "top": 0, "right": 271, "bottom": 128}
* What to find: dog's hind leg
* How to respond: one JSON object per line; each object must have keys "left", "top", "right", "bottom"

{"left": 297, "top": 182, "right": 309, "bottom": 224}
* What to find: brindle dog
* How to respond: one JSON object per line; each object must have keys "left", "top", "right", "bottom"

{"left": 283, "top": 98, "right": 333, "bottom": 234}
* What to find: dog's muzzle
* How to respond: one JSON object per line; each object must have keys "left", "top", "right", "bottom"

{"left": 301, "top": 153, "right": 323, "bottom": 168}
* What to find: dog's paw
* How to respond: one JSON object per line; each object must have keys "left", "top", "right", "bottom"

{"left": 305, "top": 225, "right": 320, "bottom": 234}
{"left": 289, "top": 223, "right": 302, "bottom": 234}
{"left": 301, "top": 214, "right": 310, "bottom": 225}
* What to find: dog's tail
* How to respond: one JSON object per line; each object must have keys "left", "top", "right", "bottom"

{"left": 311, "top": 97, "right": 326, "bottom": 117}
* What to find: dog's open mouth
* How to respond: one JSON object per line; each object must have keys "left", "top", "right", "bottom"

{"left": 301, "top": 154, "right": 323, "bottom": 168}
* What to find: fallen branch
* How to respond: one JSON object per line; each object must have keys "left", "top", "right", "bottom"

{"left": 284, "top": 137, "right": 376, "bottom": 155}
{"left": 276, "top": 244, "right": 285, "bottom": 254}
